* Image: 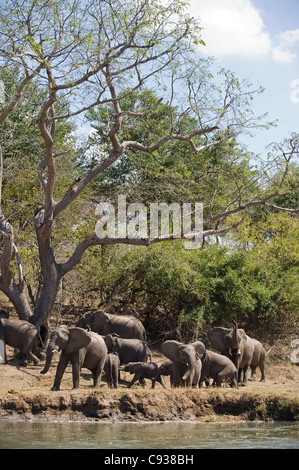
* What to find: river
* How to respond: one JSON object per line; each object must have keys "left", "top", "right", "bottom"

{"left": 0, "top": 420, "right": 298, "bottom": 449}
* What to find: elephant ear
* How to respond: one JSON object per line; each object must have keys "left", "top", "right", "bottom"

{"left": 207, "top": 327, "right": 231, "bottom": 355}
{"left": 238, "top": 328, "right": 247, "bottom": 341}
{"left": 161, "top": 340, "right": 183, "bottom": 363}
{"left": 93, "top": 310, "right": 109, "bottom": 331}
{"left": 65, "top": 327, "right": 91, "bottom": 354}
{"left": 191, "top": 341, "right": 206, "bottom": 359}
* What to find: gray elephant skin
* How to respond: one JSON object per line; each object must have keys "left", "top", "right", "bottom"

{"left": 161, "top": 340, "right": 205, "bottom": 387}
{"left": 77, "top": 310, "right": 146, "bottom": 341}
{"left": 123, "top": 361, "right": 166, "bottom": 388}
{"left": 207, "top": 321, "right": 266, "bottom": 386}
{"left": 40, "top": 325, "right": 107, "bottom": 390}
{"left": 200, "top": 349, "right": 238, "bottom": 387}
{"left": 0, "top": 318, "right": 40, "bottom": 365}
{"left": 104, "top": 352, "right": 120, "bottom": 388}
{"left": 158, "top": 360, "right": 174, "bottom": 386}
{"left": 103, "top": 334, "right": 150, "bottom": 365}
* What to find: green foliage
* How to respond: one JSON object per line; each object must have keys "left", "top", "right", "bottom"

{"left": 72, "top": 218, "right": 298, "bottom": 341}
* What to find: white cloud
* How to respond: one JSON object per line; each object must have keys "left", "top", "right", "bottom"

{"left": 188, "top": 0, "right": 271, "bottom": 57}
{"left": 272, "top": 29, "right": 299, "bottom": 63}
{"left": 272, "top": 47, "right": 296, "bottom": 64}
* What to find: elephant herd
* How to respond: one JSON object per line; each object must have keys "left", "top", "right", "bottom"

{"left": 0, "top": 309, "right": 266, "bottom": 391}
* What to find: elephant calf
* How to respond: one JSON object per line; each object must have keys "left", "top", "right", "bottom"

{"left": 200, "top": 350, "right": 238, "bottom": 388}
{"left": 103, "top": 334, "right": 151, "bottom": 365}
{"left": 123, "top": 361, "right": 166, "bottom": 388}
{"left": 158, "top": 361, "right": 174, "bottom": 386}
{"left": 104, "top": 352, "right": 120, "bottom": 389}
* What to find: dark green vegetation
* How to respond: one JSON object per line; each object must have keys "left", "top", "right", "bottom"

{"left": 0, "top": 0, "right": 298, "bottom": 343}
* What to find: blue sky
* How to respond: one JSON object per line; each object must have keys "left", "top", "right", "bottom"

{"left": 188, "top": 0, "right": 299, "bottom": 156}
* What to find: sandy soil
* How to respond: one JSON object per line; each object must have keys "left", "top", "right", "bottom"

{"left": 0, "top": 341, "right": 298, "bottom": 422}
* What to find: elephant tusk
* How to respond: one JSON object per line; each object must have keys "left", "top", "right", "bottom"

{"left": 52, "top": 349, "right": 59, "bottom": 354}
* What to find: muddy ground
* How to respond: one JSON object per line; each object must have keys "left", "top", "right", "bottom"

{"left": 0, "top": 338, "right": 298, "bottom": 423}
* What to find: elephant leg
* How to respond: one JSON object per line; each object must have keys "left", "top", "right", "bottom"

{"left": 238, "top": 368, "right": 243, "bottom": 385}
{"left": 172, "top": 365, "right": 182, "bottom": 387}
{"left": 128, "top": 373, "right": 141, "bottom": 388}
{"left": 249, "top": 365, "right": 257, "bottom": 381}
{"left": 26, "top": 350, "right": 40, "bottom": 366}
{"left": 215, "top": 376, "right": 223, "bottom": 387}
{"left": 93, "top": 356, "right": 106, "bottom": 388}
{"left": 156, "top": 376, "right": 166, "bottom": 388}
{"left": 230, "top": 371, "right": 238, "bottom": 388}
{"left": 112, "top": 368, "right": 119, "bottom": 388}
{"left": 52, "top": 355, "right": 69, "bottom": 391}
{"left": 241, "top": 364, "right": 250, "bottom": 386}
{"left": 151, "top": 379, "right": 156, "bottom": 389}
{"left": 71, "top": 356, "right": 81, "bottom": 389}
{"left": 259, "top": 363, "right": 266, "bottom": 382}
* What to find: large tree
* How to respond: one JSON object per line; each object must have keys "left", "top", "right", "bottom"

{"left": 0, "top": 0, "right": 297, "bottom": 338}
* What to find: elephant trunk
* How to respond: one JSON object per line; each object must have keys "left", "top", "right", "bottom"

{"left": 181, "top": 358, "right": 195, "bottom": 382}
{"left": 40, "top": 345, "right": 59, "bottom": 374}
{"left": 231, "top": 320, "right": 240, "bottom": 356}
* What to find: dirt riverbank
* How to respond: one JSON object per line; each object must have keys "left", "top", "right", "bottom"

{"left": 0, "top": 340, "right": 298, "bottom": 423}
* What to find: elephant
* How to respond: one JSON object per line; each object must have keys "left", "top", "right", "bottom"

{"left": 40, "top": 325, "right": 107, "bottom": 391}
{"left": 76, "top": 310, "right": 146, "bottom": 341}
{"left": 0, "top": 318, "right": 41, "bottom": 365}
{"left": 104, "top": 352, "right": 120, "bottom": 389}
{"left": 157, "top": 360, "right": 174, "bottom": 386}
{"left": 248, "top": 338, "right": 266, "bottom": 382}
{"left": 207, "top": 321, "right": 266, "bottom": 386}
{"left": 103, "top": 334, "right": 151, "bottom": 365}
{"left": 123, "top": 361, "right": 166, "bottom": 389}
{"left": 199, "top": 349, "right": 238, "bottom": 388}
{"left": 161, "top": 340, "right": 205, "bottom": 387}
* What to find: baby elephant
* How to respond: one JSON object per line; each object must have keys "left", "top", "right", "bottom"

{"left": 158, "top": 360, "right": 174, "bottom": 386}
{"left": 104, "top": 352, "right": 120, "bottom": 389}
{"left": 123, "top": 361, "right": 166, "bottom": 389}
{"left": 200, "top": 349, "right": 238, "bottom": 388}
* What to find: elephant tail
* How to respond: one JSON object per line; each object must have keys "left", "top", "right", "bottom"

{"left": 146, "top": 346, "right": 152, "bottom": 362}
{"left": 37, "top": 332, "right": 46, "bottom": 350}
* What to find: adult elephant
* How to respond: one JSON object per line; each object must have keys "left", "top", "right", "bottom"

{"left": 161, "top": 340, "right": 205, "bottom": 387}
{"left": 40, "top": 325, "right": 107, "bottom": 390}
{"left": 77, "top": 310, "right": 146, "bottom": 341}
{"left": 0, "top": 318, "right": 41, "bottom": 365}
{"left": 103, "top": 334, "right": 150, "bottom": 365}
{"left": 248, "top": 338, "right": 266, "bottom": 382}
{"left": 207, "top": 321, "right": 265, "bottom": 386}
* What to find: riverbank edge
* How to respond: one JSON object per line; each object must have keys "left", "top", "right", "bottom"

{"left": 0, "top": 389, "right": 298, "bottom": 423}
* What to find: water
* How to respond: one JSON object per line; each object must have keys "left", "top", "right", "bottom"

{"left": 0, "top": 420, "right": 298, "bottom": 449}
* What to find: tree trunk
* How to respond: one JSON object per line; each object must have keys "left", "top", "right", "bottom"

{"left": 0, "top": 210, "right": 32, "bottom": 320}
{"left": 0, "top": 279, "right": 32, "bottom": 321}
{"left": 30, "top": 209, "right": 62, "bottom": 340}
